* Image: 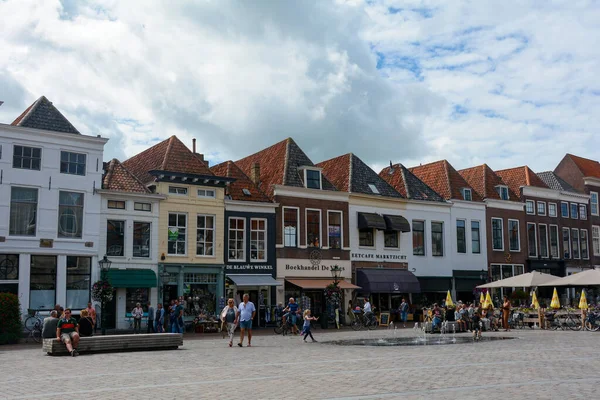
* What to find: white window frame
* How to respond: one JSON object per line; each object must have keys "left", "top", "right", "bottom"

{"left": 562, "top": 227, "right": 571, "bottom": 259}
{"left": 431, "top": 221, "right": 444, "bottom": 257}
{"left": 57, "top": 190, "right": 85, "bottom": 239}
{"left": 508, "top": 219, "right": 520, "bottom": 252}
{"left": 250, "top": 218, "right": 267, "bottom": 262}
{"left": 456, "top": 219, "right": 467, "bottom": 254}
{"left": 561, "top": 202, "right": 569, "bottom": 218}
{"left": 413, "top": 220, "right": 426, "bottom": 256}
{"left": 167, "top": 212, "right": 187, "bottom": 256}
{"left": 538, "top": 224, "right": 549, "bottom": 258}
{"left": 60, "top": 150, "right": 87, "bottom": 176}
{"left": 462, "top": 188, "right": 472, "bottom": 201}
{"left": 549, "top": 224, "right": 560, "bottom": 259}
{"left": 572, "top": 228, "right": 580, "bottom": 259}
{"left": 579, "top": 204, "right": 587, "bottom": 220}
{"left": 526, "top": 200, "right": 535, "bottom": 215}
{"left": 548, "top": 202, "right": 557, "bottom": 218}
{"left": 570, "top": 203, "right": 578, "bottom": 219}
{"left": 581, "top": 229, "right": 589, "bottom": 260}
{"left": 471, "top": 220, "right": 481, "bottom": 254}
{"left": 537, "top": 201, "right": 546, "bottom": 216}
{"left": 496, "top": 185, "right": 509, "bottom": 200}
{"left": 282, "top": 206, "right": 300, "bottom": 247}
{"left": 134, "top": 202, "right": 152, "bottom": 212}
{"left": 197, "top": 189, "right": 216, "bottom": 198}
{"left": 592, "top": 225, "right": 600, "bottom": 256}
{"left": 168, "top": 186, "right": 188, "bottom": 195}
{"left": 13, "top": 145, "right": 42, "bottom": 170}
{"left": 491, "top": 217, "right": 504, "bottom": 251}
{"left": 591, "top": 192, "right": 599, "bottom": 216}
{"left": 9, "top": 186, "right": 39, "bottom": 237}
{"left": 132, "top": 221, "right": 151, "bottom": 258}
{"left": 305, "top": 208, "right": 322, "bottom": 248}
{"left": 527, "top": 223, "right": 537, "bottom": 258}
{"left": 107, "top": 200, "right": 126, "bottom": 210}
{"left": 326, "top": 210, "right": 343, "bottom": 249}
{"left": 196, "top": 214, "right": 216, "bottom": 257}
{"left": 304, "top": 169, "right": 322, "bottom": 190}
{"left": 228, "top": 217, "right": 246, "bottom": 262}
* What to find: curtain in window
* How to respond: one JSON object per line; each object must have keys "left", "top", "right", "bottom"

{"left": 10, "top": 187, "right": 38, "bottom": 236}
{"left": 58, "top": 191, "right": 84, "bottom": 238}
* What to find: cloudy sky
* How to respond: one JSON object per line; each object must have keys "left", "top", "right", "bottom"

{"left": 1, "top": 0, "right": 598, "bottom": 173}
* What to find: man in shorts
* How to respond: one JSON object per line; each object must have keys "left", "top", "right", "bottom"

{"left": 56, "top": 308, "right": 80, "bottom": 356}
{"left": 283, "top": 297, "right": 300, "bottom": 335}
{"left": 237, "top": 294, "right": 256, "bottom": 347}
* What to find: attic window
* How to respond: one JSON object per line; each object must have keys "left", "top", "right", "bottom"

{"left": 305, "top": 169, "right": 321, "bottom": 190}
{"left": 242, "top": 188, "right": 251, "bottom": 196}
{"left": 496, "top": 185, "right": 509, "bottom": 200}
{"left": 461, "top": 188, "right": 472, "bottom": 201}
{"left": 197, "top": 189, "right": 215, "bottom": 198}
{"left": 368, "top": 184, "right": 380, "bottom": 194}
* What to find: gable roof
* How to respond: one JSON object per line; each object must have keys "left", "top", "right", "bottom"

{"left": 11, "top": 96, "right": 80, "bottom": 134}
{"left": 408, "top": 160, "right": 482, "bottom": 201}
{"left": 458, "top": 164, "right": 519, "bottom": 201}
{"left": 379, "top": 163, "right": 446, "bottom": 202}
{"left": 235, "top": 138, "right": 337, "bottom": 199}
{"left": 122, "top": 136, "right": 214, "bottom": 185}
{"left": 102, "top": 159, "right": 151, "bottom": 193}
{"left": 537, "top": 171, "right": 577, "bottom": 193}
{"left": 495, "top": 166, "right": 549, "bottom": 199}
{"left": 317, "top": 153, "right": 402, "bottom": 197}
{"left": 562, "top": 154, "right": 600, "bottom": 178}
{"left": 210, "top": 161, "right": 271, "bottom": 202}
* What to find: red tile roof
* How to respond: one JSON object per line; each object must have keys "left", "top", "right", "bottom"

{"left": 458, "top": 164, "right": 519, "bottom": 201}
{"left": 122, "top": 136, "right": 214, "bottom": 184}
{"left": 210, "top": 161, "right": 271, "bottom": 202}
{"left": 565, "top": 154, "right": 600, "bottom": 178}
{"left": 234, "top": 138, "right": 288, "bottom": 199}
{"left": 317, "top": 154, "right": 351, "bottom": 192}
{"left": 102, "top": 159, "right": 151, "bottom": 193}
{"left": 379, "top": 163, "right": 445, "bottom": 202}
{"left": 495, "top": 166, "right": 549, "bottom": 200}
{"left": 409, "top": 160, "right": 482, "bottom": 201}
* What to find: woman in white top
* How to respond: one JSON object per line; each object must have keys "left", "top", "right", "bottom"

{"left": 220, "top": 298, "right": 239, "bottom": 347}
{"left": 132, "top": 303, "right": 144, "bottom": 334}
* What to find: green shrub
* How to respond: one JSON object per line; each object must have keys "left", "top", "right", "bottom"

{"left": 0, "top": 293, "right": 22, "bottom": 345}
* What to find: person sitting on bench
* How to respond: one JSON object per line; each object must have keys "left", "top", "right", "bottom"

{"left": 56, "top": 309, "right": 80, "bottom": 357}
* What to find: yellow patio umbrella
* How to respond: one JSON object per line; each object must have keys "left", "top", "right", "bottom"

{"left": 445, "top": 290, "right": 454, "bottom": 308}
{"left": 485, "top": 291, "right": 494, "bottom": 309}
{"left": 550, "top": 287, "right": 561, "bottom": 309}
{"left": 579, "top": 290, "right": 588, "bottom": 310}
{"left": 479, "top": 292, "right": 485, "bottom": 307}
{"left": 531, "top": 291, "right": 540, "bottom": 309}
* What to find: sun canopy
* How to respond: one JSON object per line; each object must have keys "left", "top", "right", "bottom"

{"left": 227, "top": 274, "right": 281, "bottom": 287}
{"left": 477, "top": 271, "right": 557, "bottom": 289}
{"left": 357, "top": 212, "right": 386, "bottom": 230}
{"left": 538, "top": 269, "right": 600, "bottom": 287}
{"left": 107, "top": 269, "right": 157, "bottom": 288}
{"left": 356, "top": 269, "right": 420, "bottom": 294}
{"left": 286, "top": 279, "right": 360, "bottom": 290}
{"left": 383, "top": 215, "right": 411, "bottom": 232}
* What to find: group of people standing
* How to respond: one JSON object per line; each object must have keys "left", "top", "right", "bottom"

{"left": 131, "top": 300, "right": 185, "bottom": 334}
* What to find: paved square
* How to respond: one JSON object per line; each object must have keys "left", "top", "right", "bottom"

{"left": 1, "top": 328, "right": 599, "bottom": 399}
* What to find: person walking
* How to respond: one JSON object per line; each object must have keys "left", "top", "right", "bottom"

{"left": 132, "top": 303, "right": 144, "bottom": 334}
{"left": 147, "top": 302, "right": 155, "bottom": 333}
{"left": 220, "top": 298, "right": 239, "bottom": 347}
{"left": 155, "top": 303, "right": 165, "bottom": 333}
{"left": 502, "top": 295, "right": 511, "bottom": 331}
{"left": 171, "top": 299, "right": 184, "bottom": 334}
{"left": 236, "top": 294, "right": 256, "bottom": 347}
{"left": 302, "top": 310, "right": 319, "bottom": 343}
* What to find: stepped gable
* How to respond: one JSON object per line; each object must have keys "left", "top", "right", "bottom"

{"left": 317, "top": 153, "right": 402, "bottom": 197}
{"left": 12, "top": 96, "right": 80, "bottom": 134}
{"left": 537, "top": 171, "right": 577, "bottom": 193}
{"left": 122, "top": 136, "right": 214, "bottom": 185}
{"left": 379, "top": 163, "right": 445, "bottom": 202}
{"left": 102, "top": 159, "right": 151, "bottom": 193}
{"left": 458, "top": 164, "right": 519, "bottom": 200}
{"left": 495, "top": 166, "right": 549, "bottom": 200}
{"left": 408, "top": 160, "right": 482, "bottom": 201}
{"left": 210, "top": 161, "right": 270, "bottom": 202}
{"left": 235, "top": 138, "right": 337, "bottom": 199}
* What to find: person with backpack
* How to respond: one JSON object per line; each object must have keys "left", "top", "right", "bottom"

{"left": 399, "top": 298, "right": 409, "bottom": 328}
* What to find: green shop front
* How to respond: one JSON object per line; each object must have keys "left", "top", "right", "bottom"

{"left": 105, "top": 268, "right": 157, "bottom": 330}
{"left": 159, "top": 264, "right": 225, "bottom": 318}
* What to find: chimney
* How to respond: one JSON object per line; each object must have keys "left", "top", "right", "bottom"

{"left": 251, "top": 162, "right": 260, "bottom": 185}
{"left": 192, "top": 138, "right": 196, "bottom": 154}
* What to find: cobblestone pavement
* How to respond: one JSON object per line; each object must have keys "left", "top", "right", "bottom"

{"left": 1, "top": 328, "right": 600, "bottom": 400}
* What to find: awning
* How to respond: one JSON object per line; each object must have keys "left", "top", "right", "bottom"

{"left": 357, "top": 212, "right": 386, "bottom": 230}
{"left": 383, "top": 215, "right": 411, "bottom": 232}
{"left": 418, "top": 277, "right": 451, "bottom": 292}
{"left": 227, "top": 274, "right": 281, "bottom": 287}
{"left": 107, "top": 269, "right": 157, "bottom": 288}
{"left": 356, "top": 269, "right": 420, "bottom": 294}
{"left": 286, "top": 279, "right": 360, "bottom": 290}
{"left": 453, "top": 269, "right": 485, "bottom": 292}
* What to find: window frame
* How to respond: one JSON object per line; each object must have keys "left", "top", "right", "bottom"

{"left": 326, "top": 210, "right": 343, "bottom": 249}
{"left": 562, "top": 227, "right": 571, "bottom": 259}
{"left": 496, "top": 185, "right": 509, "bottom": 200}
{"left": 537, "top": 201, "right": 546, "bottom": 216}
{"left": 456, "top": 219, "right": 466, "bottom": 254}
{"left": 571, "top": 228, "right": 580, "bottom": 259}
{"left": 413, "top": 220, "right": 425, "bottom": 256}
{"left": 548, "top": 202, "right": 557, "bottom": 218}
{"left": 561, "top": 202, "right": 569, "bottom": 218}
{"left": 592, "top": 225, "right": 600, "bottom": 256}
{"left": 107, "top": 200, "right": 126, "bottom": 210}
{"left": 384, "top": 230, "right": 400, "bottom": 249}
{"left": 250, "top": 218, "right": 267, "bottom": 262}
{"left": 12, "top": 145, "right": 42, "bottom": 171}
{"left": 526, "top": 200, "right": 535, "bottom": 215}
{"left": 305, "top": 208, "right": 322, "bottom": 248}
{"left": 134, "top": 202, "right": 152, "bottom": 212}
{"left": 579, "top": 204, "right": 587, "bottom": 220}
{"left": 9, "top": 186, "right": 39, "bottom": 237}
{"left": 283, "top": 207, "right": 300, "bottom": 248}
{"left": 491, "top": 217, "right": 504, "bottom": 251}
{"left": 527, "top": 222, "right": 537, "bottom": 258}
{"left": 132, "top": 221, "right": 151, "bottom": 258}
{"left": 57, "top": 191, "right": 84, "bottom": 239}
{"left": 431, "top": 221, "right": 444, "bottom": 257}
{"left": 197, "top": 189, "right": 216, "bottom": 198}
{"left": 228, "top": 217, "right": 246, "bottom": 261}
{"left": 570, "top": 203, "right": 578, "bottom": 219}
{"left": 196, "top": 214, "right": 215, "bottom": 257}
{"left": 538, "top": 224, "right": 549, "bottom": 258}
{"left": 168, "top": 186, "right": 188, "bottom": 195}
{"left": 65, "top": 256, "right": 91, "bottom": 310}
{"left": 60, "top": 151, "right": 87, "bottom": 176}
{"left": 462, "top": 188, "right": 472, "bottom": 201}
{"left": 591, "top": 192, "right": 599, "bottom": 216}
{"left": 304, "top": 169, "right": 322, "bottom": 190}
{"left": 167, "top": 212, "right": 187, "bottom": 256}
{"left": 471, "top": 220, "right": 480, "bottom": 254}
{"left": 106, "top": 220, "right": 126, "bottom": 257}
{"left": 29, "top": 255, "right": 57, "bottom": 310}
{"left": 508, "top": 219, "right": 520, "bottom": 252}
{"left": 549, "top": 224, "right": 559, "bottom": 258}
{"left": 581, "top": 229, "right": 589, "bottom": 260}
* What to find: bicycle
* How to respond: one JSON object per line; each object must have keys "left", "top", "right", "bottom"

{"left": 24, "top": 310, "right": 43, "bottom": 343}
{"left": 584, "top": 311, "right": 600, "bottom": 332}
{"left": 509, "top": 311, "right": 525, "bottom": 330}
{"left": 350, "top": 309, "right": 377, "bottom": 331}
{"left": 562, "top": 312, "right": 582, "bottom": 331}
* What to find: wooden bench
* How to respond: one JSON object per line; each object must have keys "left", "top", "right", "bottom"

{"left": 42, "top": 333, "right": 183, "bottom": 356}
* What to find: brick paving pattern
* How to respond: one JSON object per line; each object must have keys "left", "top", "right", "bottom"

{"left": 1, "top": 328, "right": 599, "bottom": 399}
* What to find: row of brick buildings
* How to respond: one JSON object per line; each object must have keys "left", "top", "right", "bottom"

{"left": 1, "top": 96, "right": 598, "bottom": 327}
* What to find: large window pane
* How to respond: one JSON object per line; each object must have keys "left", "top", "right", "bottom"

{"left": 106, "top": 220, "right": 125, "bottom": 256}
{"left": 359, "top": 229, "right": 374, "bottom": 247}
{"left": 58, "top": 191, "right": 84, "bottom": 238}
{"left": 471, "top": 221, "right": 480, "bottom": 254}
{"left": 283, "top": 208, "right": 298, "bottom": 247}
{"left": 581, "top": 230, "right": 589, "bottom": 259}
{"left": 66, "top": 256, "right": 91, "bottom": 310}
{"left": 30, "top": 255, "right": 57, "bottom": 310}
{"left": 328, "top": 212, "right": 342, "bottom": 249}
{"left": 538, "top": 225, "right": 548, "bottom": 258}
{"left": 492, "top": 218, "right": 503, "bottom": 250}
{"left": 456, "top": 220, "right": 466, "bottom": 253}
{"left": 133, "top": 222, "right": 151, "bottom": 257}
{"left": 527, "top": 223, "right": 537, "bottom": 257}
{"left": 10, "top": 187, "right": 38, "bottom": 236}
{"left": 60, "top": 151, "right": 86, "bottom": 176}
{"left": 572, "top": 229, "right": 580, "bottom": 259}
{"left": 168, "top": 213, "right": 187, "bottom": 255}
{"left": 197, "top": 215, "right": 215, "bottom": 256}
{"left": 250, "top": 218, "right": 267, "bottom": 261}
{"left": 508, "top": 220, "right": 520, "bottom": 251}
{"left": 13, "top": 145, "right": 41, "bottom": 170}
{"left": 413, "top": 221, "right": 425, "bottom": 255}
{"left": 306, "top": 210, "right": 320, "bottom": 248}
{"left": 431, "top": 222, "right": 443, "bottom": 256}
{"left": 126, "top": 288, "right": 148, "bottom": 314}
{"left": 0, "top": 254, "right": 19, "bottom": 281}
{"left": 562, "top": 228, "right": 571, "bottom": 259}
{"left": 549, "top": 225, "right": 559, "bottom": 258}
{"left": 228, "top": 217, "right": 245, "bottom": 261}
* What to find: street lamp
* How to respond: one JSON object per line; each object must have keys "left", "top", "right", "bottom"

{"left": 98, "top": 255, "right": 112, "bottom": 335}
{"left": 158, "top": 269, "right": 171, "bottom": 302}
{"left": 480, "top": 269, "right": 488, "bottom": 282}
{"left": 330, "top": 265, "right": 342, "bottom": 286}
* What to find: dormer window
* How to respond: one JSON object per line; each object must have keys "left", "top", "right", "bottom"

{"left": 305, "top": 169, "right": 321, "bottom": 190}
{"left": 242, "top": 188, "right": 251, "bottom": 196}
{"left": 368, "top": 184, "right": 380, "bottom": 194}
{"left": 496, "top": 185, "right": 509, "bottom": 200}
{"left": 461, "top": 188, "right": 472, "bottom": 201}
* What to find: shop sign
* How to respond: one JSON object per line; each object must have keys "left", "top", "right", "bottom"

{"left": 277, "top": 258, "right": 352, "bottom": 278}
{"left": 168, "top": 228, "right": 179, "bottom": 241}
{"left": 351, "top": 252, "right": 407, "bottom": 261}
{"left": 225, "top": 264, "right": 274, "bottom": 272}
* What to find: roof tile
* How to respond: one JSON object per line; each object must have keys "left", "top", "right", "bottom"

{"left": 537, "top": 171, "right": 577, "bottom": 193}
{"left": 458, "top": 164, "right": 519, "bottom": 201}
{"left": 408, "top": 160, "right": 482, "bottom": 201}
{"left": 11, "top": 96, "right": 80, "bottom": 134}
{"left": 102, "top": 159, "right": 151, "bottom": 193}
{"left": 379, "top": 163, "right": 445, "bottom": 202}
{"left": 564, "top": 154, "right": 600, "bottom": 178}
{"left": 210, "top": 161, "right": 271, "bottom": 202}
{"left": 495, "top": 166, "right": 549, "bottom": 200}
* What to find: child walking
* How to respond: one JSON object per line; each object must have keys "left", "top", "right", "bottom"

{"left": 302, "top": 310, "right": 319, "bottom": 343}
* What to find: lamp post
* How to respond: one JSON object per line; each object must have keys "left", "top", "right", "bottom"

{"left": 480, "top": 269, "right": 488, "bottom": 283}
{"left": 330, "top": 265, "right": 342, "bottom": 287}
{"left": 158, "top": 269, "right": 171, "bottom": 303}
{"left": 98, "top": 255, "right": 112, "bottom": 335}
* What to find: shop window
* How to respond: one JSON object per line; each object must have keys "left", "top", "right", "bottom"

{"left": 527, "top": 223, "right": 537, "bottom": 257}
{"left": 126, "top": 288, "right": 148, "bottom": 314}
{"left": 9, "top": 187, "right": 38, "bottom": 236}
{"left": 431, "top": 222, "right": 443, "bottom": 256}
{"left": 106, "top": 220, "right": 125, "bottom": 256}
{"left": 572, "top": 229, "right": 580, "bottom": 259}
{"left": 306, "top": 210, "right": 321, "bottom": 248}
{"left": 107, "top": 200, "right": 125, "bottom": 209}
{"left": 58, "top": 191, "right": 84, "bottom": 238}
{"left": 183, "top": 273, "right": 217, "bottom": 315}
{"left": 250, "top": 218, "right": 267, "bottom": 261}
{"left": 581, "top": 229, "right": 589, "bottom": 259}
{"left": 66, "top": 256, "right": 91, "bottom": 310}
{"left": 168, "top": 213, "right": 187, "bottom": 255}
{"left": 327, "top": 211, "right": 342, "bottom": 249}
{"left": 384, "top": 231, "right": 399, "bottom": 249}
{"left": 0, "top": 254, "right": 19, "bottom": 295}
{"left": 133, "top": 222, "right": 151, "bottom": 258}
{"left": 60, "top": 151, "right": 86, "bottom": 176}
{"left": 562, "top": 228, "right": 571, "bottom": 259}
{"left": 413, "top": 220, "right": 425, "bottom": 256}
{"left": 508, "top": 219, "right": 520, "bottom": 251}
{"left": 30, "top": 255, "right": 57, "bottom": 310}
{"left": 471, "top": 221, "right": 480, "bottom": 254}
{"left": 197, "top": 215, "right": 215, "bottom": 256}
{"left": 359, "top": 228, "right": 374, "bottom": 247}
{"left": 456, "top": 219, "right": 466, "bottom": 253}
{"left": 492, "top": 218, "right": 503, "bottom": 251}
{"left": 283, "top": 208, "right": 298, "bottom": 247}
{"left": 13, "top": 145, "right": 41, "bottom": 170}
{"left": 538, "top": 224, "right": 548, "bottom": 258}
{"left": 228, "top": 217, "right": 245, "bottom": 261}
{"left": 549, "top": 225, "right": 559, "bottom": 258}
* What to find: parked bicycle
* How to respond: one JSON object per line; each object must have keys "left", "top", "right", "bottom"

{"left": 24, "top": 309, "right": 43, "bottom": 343}
{"left": 584, "top": 311, "right": 600, "bottom": 332}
